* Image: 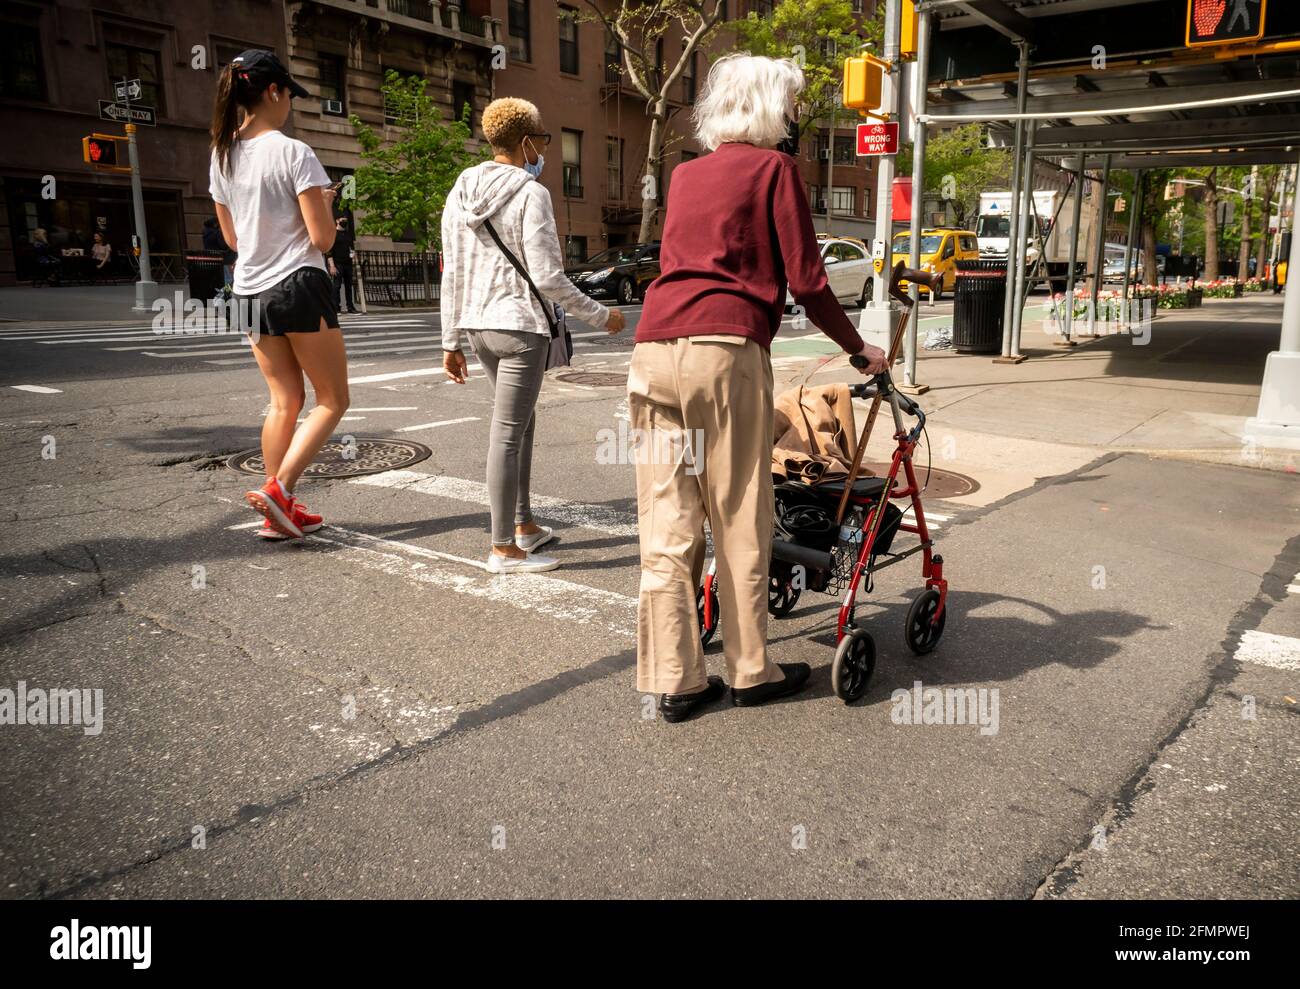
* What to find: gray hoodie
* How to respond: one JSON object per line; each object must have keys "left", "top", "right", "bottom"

{"left": 439, "top": 161, "right": 609, "bottom": 350}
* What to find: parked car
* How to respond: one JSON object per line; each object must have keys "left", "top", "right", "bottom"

{"left": 881, "top": 228, "right": 980, "bottom": 300}
{"left": 785, "top": 236, "right": 874, "bottom": 311}
{"left": 565, "top": 242, "right": 660, "bottom": 305}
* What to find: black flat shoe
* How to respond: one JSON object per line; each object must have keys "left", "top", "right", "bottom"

{"left": 659, "top": 675, "right": 726, "bottom": 723}
{"left": 731, "top": 662, "right": 811, "bottom": 707}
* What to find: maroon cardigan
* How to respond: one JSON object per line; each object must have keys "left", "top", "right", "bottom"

{"left": 635, "top": 142, "right": 864, "bottom": 354}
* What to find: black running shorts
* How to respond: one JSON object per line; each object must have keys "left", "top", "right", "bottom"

{"left": 234, "top": 265, "right": 340, "bottom": 337}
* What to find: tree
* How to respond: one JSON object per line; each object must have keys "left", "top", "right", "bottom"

{"left": 731, "top": 0, "right": 880, "bottom": 140}
{"left": 1255, "top": 165, "right": 1280, "bottom": 277}
{"left": 348, "top": 70, "right": 488, "bottom": 252}
{"left": 1137, "top": 168, "right": 1176, "bottom": 286}
{"left": 582, "top": 1, "right": 729, "bottom": 244}
{"left": 897, "top": 125, "right": 1011, "bottom": 228}
{"left": 1203, "top": 167, "right": 1219, "bottom": 280}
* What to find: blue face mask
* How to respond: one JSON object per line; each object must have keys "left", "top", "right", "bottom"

{"left": 523, "top": 137, "right": 545, "bottom": 179}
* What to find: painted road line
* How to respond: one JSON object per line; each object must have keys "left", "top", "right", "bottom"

{"left": 1235, "top": 630, "right": 1300, "bottom": 671}
{"left": 395, "top": 416, "right": 480, "bottom": 432}
{"left": 351, "top": 469, "right": 639, "bottom": 538}
{"left": 9, "top": 384, "right": 62, "bottom": 394}
{"left": 104, "top": 329, "right": 433, "bottom": 351}
{"left": 302, "top": 525, "right": 637, "bottom": 636}
{"left": 143, "top": 340, "right": 446, "bottom": 359}
{"left": 349, "top": 406, "right": 420, "bottom": 412}
{"left": 350, "top": 366, "right": 479, "bottom": 385}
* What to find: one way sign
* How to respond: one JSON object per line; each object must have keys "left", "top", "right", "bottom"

{"left": 114, "top": 78, "right": 143, "bottom": 102}
{"left": 98, "top": 100, "right": 156, "bottom": 126}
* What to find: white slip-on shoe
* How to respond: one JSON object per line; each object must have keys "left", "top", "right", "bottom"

{"left": 486, "top": 551, "right": 560, "bottom": 574}
{"left": 515, "top": 526, "right": 555, "bottom": 552}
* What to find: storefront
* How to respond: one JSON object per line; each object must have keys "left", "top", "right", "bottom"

{"left": 4, "top": 176, "right": 184, "bottom": 284}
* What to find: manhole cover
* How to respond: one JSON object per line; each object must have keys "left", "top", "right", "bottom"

{"left": 864, "top": 462, "right": 980, "bottom": 499}
{"left": 553, "top": 369, "right": 628, "bottom": 387}
{"left": 227, "top": 438, "right": 433, "bottom": 479}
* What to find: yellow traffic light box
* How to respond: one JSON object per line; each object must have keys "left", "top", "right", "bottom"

{"left": 900, "top": 0, "right": 920, "bottom": 58}
{"left": 83, "top": 134, "right": 129, "bottom": 172}
{"left": 843, "top": 54, "right": 888, "bottom": 113}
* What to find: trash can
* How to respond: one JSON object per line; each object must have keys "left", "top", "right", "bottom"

{"left": 185, "top": 249, "right": 226, "bottom": 303}
{"left": 952, "top": 260, "right": 1007, "bottom": 354}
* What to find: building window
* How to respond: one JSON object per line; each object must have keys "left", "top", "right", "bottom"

{"left": 562, "top": 129, "right": 583, "bottom": 197}
{"left": 606, "top": 137, "right": 623, "bottom": 201}
{"left": 106, "top": 43, "right": 165, "bottom": 116}
{"left": 831, "top": 186, "right": 856, "bottom": 216}
{"left": 451, "top": 79, "right": 475, "bottom": 130}
{"left": 565, "top": 235, "right": 588, "bottom": 267}
{"left": 604, "top": 29, "right": 621, "bottom": 85}
{"left": 682, "top": 51, "right": 697, "bottom": 103}
{"left": 0, "top": 24, "right": 45, "bottom": 100}
{"left": 834, "top": 135, "right": 855, "bottom": 165}
{"left": 508, "top": 0, "right": 531, "bottom": 63}
{"left": 319, "top": 56, "right": 346, "bottom": 116}
{"left": 558, "top": 6, "right": 579, "bottom": 75}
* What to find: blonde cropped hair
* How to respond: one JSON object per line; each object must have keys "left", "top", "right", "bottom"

{"left": 482, "top": 97, "right": 543, "bottom": 152}
{"left": 692, "top": 54, "right": 804, "bottom": 152}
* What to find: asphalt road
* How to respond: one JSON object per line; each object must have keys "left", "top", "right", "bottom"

{"left": 0, "top": 301, "right": 1296, "bottom": 899}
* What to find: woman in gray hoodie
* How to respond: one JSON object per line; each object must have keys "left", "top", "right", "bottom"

{"left": 441, "top": 98, "right": 626, "bottom": 573}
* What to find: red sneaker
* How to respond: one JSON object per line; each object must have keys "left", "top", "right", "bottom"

{"left": 245, "top": 477, "right": 303, "bottom": 538}
{"left": 255, "top": 502, "right": 322, "bottom": 540}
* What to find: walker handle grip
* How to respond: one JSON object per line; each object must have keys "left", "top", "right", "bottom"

{"left": 889, "top": 261, "right": 940, "bottom": 306}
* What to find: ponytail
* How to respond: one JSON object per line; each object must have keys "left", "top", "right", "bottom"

{"left": 210, "top": 63, "right": 241, "bottom": 175}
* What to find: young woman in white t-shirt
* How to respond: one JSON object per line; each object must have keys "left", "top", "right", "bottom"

{"left": 209, "top": 49, "right": 349, "bottom": 541}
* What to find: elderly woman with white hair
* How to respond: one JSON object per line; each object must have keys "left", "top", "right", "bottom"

{"left": 631, "top": 54, "right": 889, "bottom": 722}
{"left": 441, "top": 97, "right": 626, "bottom": 573}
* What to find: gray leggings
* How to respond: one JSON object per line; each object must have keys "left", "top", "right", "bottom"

{"left": 466, "top": 328, "right": 549, "bottom": 546}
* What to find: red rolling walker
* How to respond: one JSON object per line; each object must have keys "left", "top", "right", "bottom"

{"left": 696, "top": 261, "right": 950, "bottom": 703}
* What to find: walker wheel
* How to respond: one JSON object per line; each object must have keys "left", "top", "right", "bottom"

{"left": 696, "top": 584, "right": 719, "bottom": 648}
{"left": 905, "top": 588, "right": 946, "bottom": 655}
{"left": 832, "top": 629, "right": 875, "bottom": 703}
{"left": 767, "top": 563, "right": 802, "bottom": 617}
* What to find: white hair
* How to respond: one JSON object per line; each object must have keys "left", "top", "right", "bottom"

{"left": 692, "top": 53, "right": 804, "bottom": 152}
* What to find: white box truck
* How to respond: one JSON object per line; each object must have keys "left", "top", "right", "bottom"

{"left": 976, "top": 189, "right": 1097, "bottom": 292}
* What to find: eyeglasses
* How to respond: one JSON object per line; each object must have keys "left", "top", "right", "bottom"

{"left": 528, "top": 132, "right": 552, "bottom": 147}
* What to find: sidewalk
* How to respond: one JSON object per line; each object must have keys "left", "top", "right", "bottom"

{"left": 801, "top": 295, "right": 1297, "bottom": 509}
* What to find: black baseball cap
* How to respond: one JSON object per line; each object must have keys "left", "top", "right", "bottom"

{"left": 230, "top": 49, "right": 309, "bottom": 99}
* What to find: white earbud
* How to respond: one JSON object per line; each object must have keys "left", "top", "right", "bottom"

{"left": 271, "top": 90, "right": 280, "bottom": 103}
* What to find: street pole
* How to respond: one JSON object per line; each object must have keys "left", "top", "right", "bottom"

{"left": 1087, "top": 154, "right": 1111, "bottom": 334}
{"left": 871, "top": 0, "right": 901, "bottom": 309}
{"left": 998, "top": 42, "right": 1030, "bottom": 361}
{"left": 1121, "top": 170, "right": 1143, "bottom": 327}
{"left": 825, "top": 120, "right": 835, "bottom": 236}
{"left": 1246, "top": 147, "right": 1300, "bottom": 448}
{"left": 125, "top": 122, "right": 157, "bottom": 312}
{"left": 903, "top": 6, "right": 931, "bottom": 392}
{"left": 1060, "top": 154, "right": 1085, "bottom": 345}
{"left": 1009, "top": 120, "right": 1037, "bottom": 357}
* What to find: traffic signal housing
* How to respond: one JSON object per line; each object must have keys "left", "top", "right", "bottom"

{"left": 83, "top": 134, "right": 128, "bottom": 171}
{"left": 843, "top": 54, "right": 887, "bottom": 113}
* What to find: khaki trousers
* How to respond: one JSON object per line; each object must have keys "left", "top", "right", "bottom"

{"left": 627, "top": 336, "right": 784, "bottom": 694}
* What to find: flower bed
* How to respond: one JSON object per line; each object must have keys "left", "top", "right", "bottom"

{"left": 1194, "top": 278, "right": 1243, "bottom": 299}
{"left": 1244, "top": 277, "right": 1267, "bottom": 293}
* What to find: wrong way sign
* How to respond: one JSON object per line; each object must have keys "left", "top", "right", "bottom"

{"left": 856, "top": 121, "right": 899, "bottom": 157}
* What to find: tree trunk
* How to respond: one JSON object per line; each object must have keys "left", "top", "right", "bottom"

{"left": 1237, "top": 200, "right": 1252, "bottom": 281}
{"left": 638, "top": 104, "right": 667, "bottom": 245}
{"left": 1203, "top": 168, "right": 1219, "bottom": 281}
{"left": 1256, "top": 169, "right": 1278, "bottom": 278}
{"left": 1142, "top": 221, "right": 1158, "bottom": 286}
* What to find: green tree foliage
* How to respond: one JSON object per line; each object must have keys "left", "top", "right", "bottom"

{"left": 731, "top": 0, "right": 881, "bottom": 138}
{"left": 897, "top": 125, "right": 1011, "bottom": 227}
{"left": 348, "top": 71, "right": 488, "bottom": 251}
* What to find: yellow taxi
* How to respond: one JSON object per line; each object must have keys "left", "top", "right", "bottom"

{"left": 874, "top": 228, "right": 980, "bottom": 300}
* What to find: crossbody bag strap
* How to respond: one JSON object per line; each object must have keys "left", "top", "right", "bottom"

{"left": 482, "top": 217, "right": 558, "bottom": 339}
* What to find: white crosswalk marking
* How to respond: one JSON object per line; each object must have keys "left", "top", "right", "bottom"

{"left": 1235, "top": 630, "right": 1300, "bottom": 671}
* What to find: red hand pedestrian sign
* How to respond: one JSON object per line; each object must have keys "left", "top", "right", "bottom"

{"left": 1186, "top": 0, "right": 1266, "bottom": 47}
{"left": 857, "top": 121, "right": 899, "bottom": 157}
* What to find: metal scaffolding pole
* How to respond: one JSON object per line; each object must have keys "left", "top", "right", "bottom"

{"left": 1060, "top": 155, "right": 1085, "bottom": 345}
{"left": 1009, "top": 120, "right": 1037, "bottom": 357}
{"left": 904, "top": 7, "right": 932, "bottom": 391}
{"left": 998, "top": 42, "right": 1030, "bottom": 361}
{"left": 1121, "top": 170, "right": 1144, "bottom": 326}
{"left": 1087, "top": 154, "right": 1112, "bottom": 334}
